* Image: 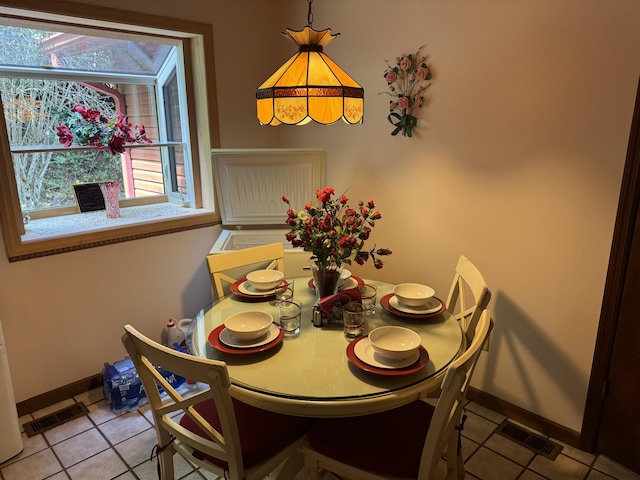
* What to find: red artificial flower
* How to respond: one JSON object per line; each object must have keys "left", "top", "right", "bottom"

{"left": 316, "top": 186, "right": 335, "bottom": 203}
{"left": 107, "top": 134, "right": 126, "bottom": 154}
{"left": 56, "top": 124, "right": 74, "bottom": 147}
{"left": 72, "top": 104, "right": 86, "bottom": 116}
{"left": 282, "top": 186, "right": 392, "bottom": 269}
{"left": 56, "top": 104, "right": 152, "bottom": 153}
{"left": 359, "top": 227, "right": 371, "bottom": 240}
{"left": 338, "top": 235, "right": 356, "bottom": 249}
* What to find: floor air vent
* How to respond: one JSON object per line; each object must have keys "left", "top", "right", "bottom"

{"left": 495, "top": 419, "right": 563, "bottom": 460}
{"left": 24, "top": 402, "right": 89, "bottom": 437}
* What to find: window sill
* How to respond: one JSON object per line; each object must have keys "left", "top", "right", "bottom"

{"left": 8, "top": 203, "right": 220, "bottom": 261}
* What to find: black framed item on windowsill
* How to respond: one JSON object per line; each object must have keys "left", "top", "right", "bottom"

{"left": 72, "top": 183, "right": 106, "bottom": 212}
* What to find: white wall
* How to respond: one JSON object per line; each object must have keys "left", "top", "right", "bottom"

{"left": 0, "top": 0, "right": 279, "bottom": 402}
{"left": 281, "top": 0, "right": 640, "bottom": 432}
{"left": 0, "top": 0, "right": 638, "bottom": 434}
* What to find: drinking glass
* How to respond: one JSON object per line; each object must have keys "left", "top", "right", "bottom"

{"left": 342, "top": 302, "right": 366, "bottom": 341}
{"left": 276, "top": 299, "right": 302, "bottom": 336}
{"left": 358, "top": 283, "right": 377, "bottom": 315}
{"left": 275, "top": 278, "right": 294, "bottom": 302}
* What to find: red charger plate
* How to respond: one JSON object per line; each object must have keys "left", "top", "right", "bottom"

{"left": 230, "top": 279, "right": 290, "bottom": 299}
{"left": 380, "top": 293, "right": 446, "bottom": 319}
{"left": 208, "top": 323, "right": 284, "bottom": 354}
{"left": 346, "top": 336, "right": 429, "bottom": 376}
{"left": 308, "top": 275, "right": 365, "bottom": 291}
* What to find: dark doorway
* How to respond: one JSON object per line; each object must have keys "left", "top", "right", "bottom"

{"left": 582, "top": 77, "right": 640, "bottom": 474}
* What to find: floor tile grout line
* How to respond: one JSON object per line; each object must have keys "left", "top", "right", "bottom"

{"left": 72, "top": 388, "right": 214, "bottom": 479}
{"left": 39, "top": 398, "right": 121, "bottom": 476}
{"left": 38, "top": 420, "right": 68, "bottom": 480}
{"left": 462, "top": 421, "right": 531, "bottom": 480}
{"left": 5, "top": 389, "right": 638, "bottom": 480}
{"left": 460, "top": 405, "right": 563, "bottom": 480}
{"left": 460, "top": 403, "right": 619, "bottom": 480}
{"left": 33, "top": 396, "right": 149, "bottom": 479}
{"left": 83, "top": 406, "right": 144, "bottom": 479}
{"left": 83, "top": 393, "right": 208, "bottom": 479}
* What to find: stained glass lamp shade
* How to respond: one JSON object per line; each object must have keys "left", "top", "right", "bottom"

{"left": 256, "top": 26, "right": 364, "bottom": 126}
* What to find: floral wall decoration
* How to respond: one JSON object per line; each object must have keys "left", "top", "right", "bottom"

{"left": 381, "top": 45, "right": 433, "bottom": 137}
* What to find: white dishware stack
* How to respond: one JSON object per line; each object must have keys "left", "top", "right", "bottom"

{"left": 0, "top": 319, "right": 23, "bottom": 462}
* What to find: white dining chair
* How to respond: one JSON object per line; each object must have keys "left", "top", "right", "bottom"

{"left": 301, "top": 309, "right": 493, "bottom": 480}
{"left": 446, "top": 254, "right": 491, "bottom": 343}
{"left": 206, "top": 242, "right": 285, "bottom": 299}
{"left": 121, "top": 325, "right": 315, "bottom": 480}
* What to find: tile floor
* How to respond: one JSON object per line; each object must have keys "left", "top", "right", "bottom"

{"left": 1, "top": 386, "right": 639, "bottom": 480}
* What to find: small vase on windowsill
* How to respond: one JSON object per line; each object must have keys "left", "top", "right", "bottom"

{"left": 98, "top": 181, "right": 121, "bottom": 218}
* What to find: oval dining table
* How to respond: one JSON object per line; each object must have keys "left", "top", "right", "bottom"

{"left": 188, "top": 276, "right": 464, "bottom": 418}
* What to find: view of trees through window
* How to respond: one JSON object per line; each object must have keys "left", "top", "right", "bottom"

{"left": 1, "top": 26, "right": 125, "bottom": 210}
{"left": 6, "top": 79, "right": 123, "bottom": 209}
{"left": 0, "top": 23, "right": 174, "bottom": 212}
{"left": 0, "top": 7, "right": 210, "bottom": 261}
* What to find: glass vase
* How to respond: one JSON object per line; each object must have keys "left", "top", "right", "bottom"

{"left": 309, "top": 259, "right": 343, "bottom": 303}
{"left": 99, "top": 181, "right": 121, "bottom": 218}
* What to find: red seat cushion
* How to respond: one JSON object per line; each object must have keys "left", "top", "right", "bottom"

{"left": 179, "top": 398, "right": 315, "bottom": 469}
{"left": 307, "top": 400, "right": 435, "bottom": 478}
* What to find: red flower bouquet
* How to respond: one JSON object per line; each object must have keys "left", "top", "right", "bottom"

{"left": 56, "top": 104, "right": 151, "bottom": 154}
{"left": 281, "top": 186, "right": 392, "bottom": 270}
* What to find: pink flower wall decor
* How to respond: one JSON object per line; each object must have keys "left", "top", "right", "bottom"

{"left": 381, "top": 45, "right": 433, "bottom": 137}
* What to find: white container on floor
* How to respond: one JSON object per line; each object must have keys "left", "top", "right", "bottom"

{"left": 0, "top": 319, "right": 23, "bottom": 462}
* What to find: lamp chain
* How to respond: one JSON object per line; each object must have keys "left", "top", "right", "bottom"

{"left": 307, "top": 0, "right": 314, "bottom": 27}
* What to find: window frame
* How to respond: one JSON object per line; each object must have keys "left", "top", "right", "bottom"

{"left": 156, "top": 46, "right": 194, "bottom": 205}
{"left": 0, "top": 1, "right": 220, "bottom": 262}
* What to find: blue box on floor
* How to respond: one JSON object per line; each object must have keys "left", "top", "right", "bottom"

{"left": 102, "top": 357, "right": 185, "bottom": 413}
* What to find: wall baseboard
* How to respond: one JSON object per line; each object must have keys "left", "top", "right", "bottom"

{"left": 16, "top": 376, "right": 582, "bottom": 450}
{"left": 16, "top": 373, "right": 103, "bottom": 417}
{"left": 468, "top": 387, "right": 582, "bottom": 449}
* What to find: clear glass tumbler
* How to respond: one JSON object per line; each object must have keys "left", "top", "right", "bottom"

{"left": 342, "top": 302, "right": 366, "bottom": 341}
{"left": 276, "top": 299, "right": 301, "bottom": 336}
{"left": 358, "top": 283, "right": 377, "bottom": 315}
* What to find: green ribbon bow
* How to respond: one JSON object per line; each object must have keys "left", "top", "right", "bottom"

{"left": 388, "top": 113, "right": 418, "bottom": 137}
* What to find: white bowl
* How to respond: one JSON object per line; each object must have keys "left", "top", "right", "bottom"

{"left": 339, "top": 269, "right": 352, "bottom": 286}
{"left": 246, "top": 269, "right": 284, "bottom": 290}
{"left": 393, "top": 283, "right": 435, "bottom": 307}
{"left": 369, "top": 326, "right": 422, "bottom": 361}
{"left": 224, "top": 311, "right": 273, "bottom": 340}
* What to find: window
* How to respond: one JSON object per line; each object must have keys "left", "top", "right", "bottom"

{"left": 0, "top": 3, "right": 219, "bottom": 261}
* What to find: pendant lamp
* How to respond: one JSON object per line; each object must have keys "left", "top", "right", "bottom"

{"left": 256, "top": 0, "right": 364, "bottom": 126}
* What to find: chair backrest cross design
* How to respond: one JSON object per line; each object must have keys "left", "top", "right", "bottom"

{"left": 302, "top": 310, "right": 493, "bottom": 480}
{"left": 446, "top": 254, "right": 491, "bottom": 342}
{"left": 206, "top": 242, "right": 285, "bottom": 299}
{"left": 122, "top": 324, "right": 314, "bottom": 479}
